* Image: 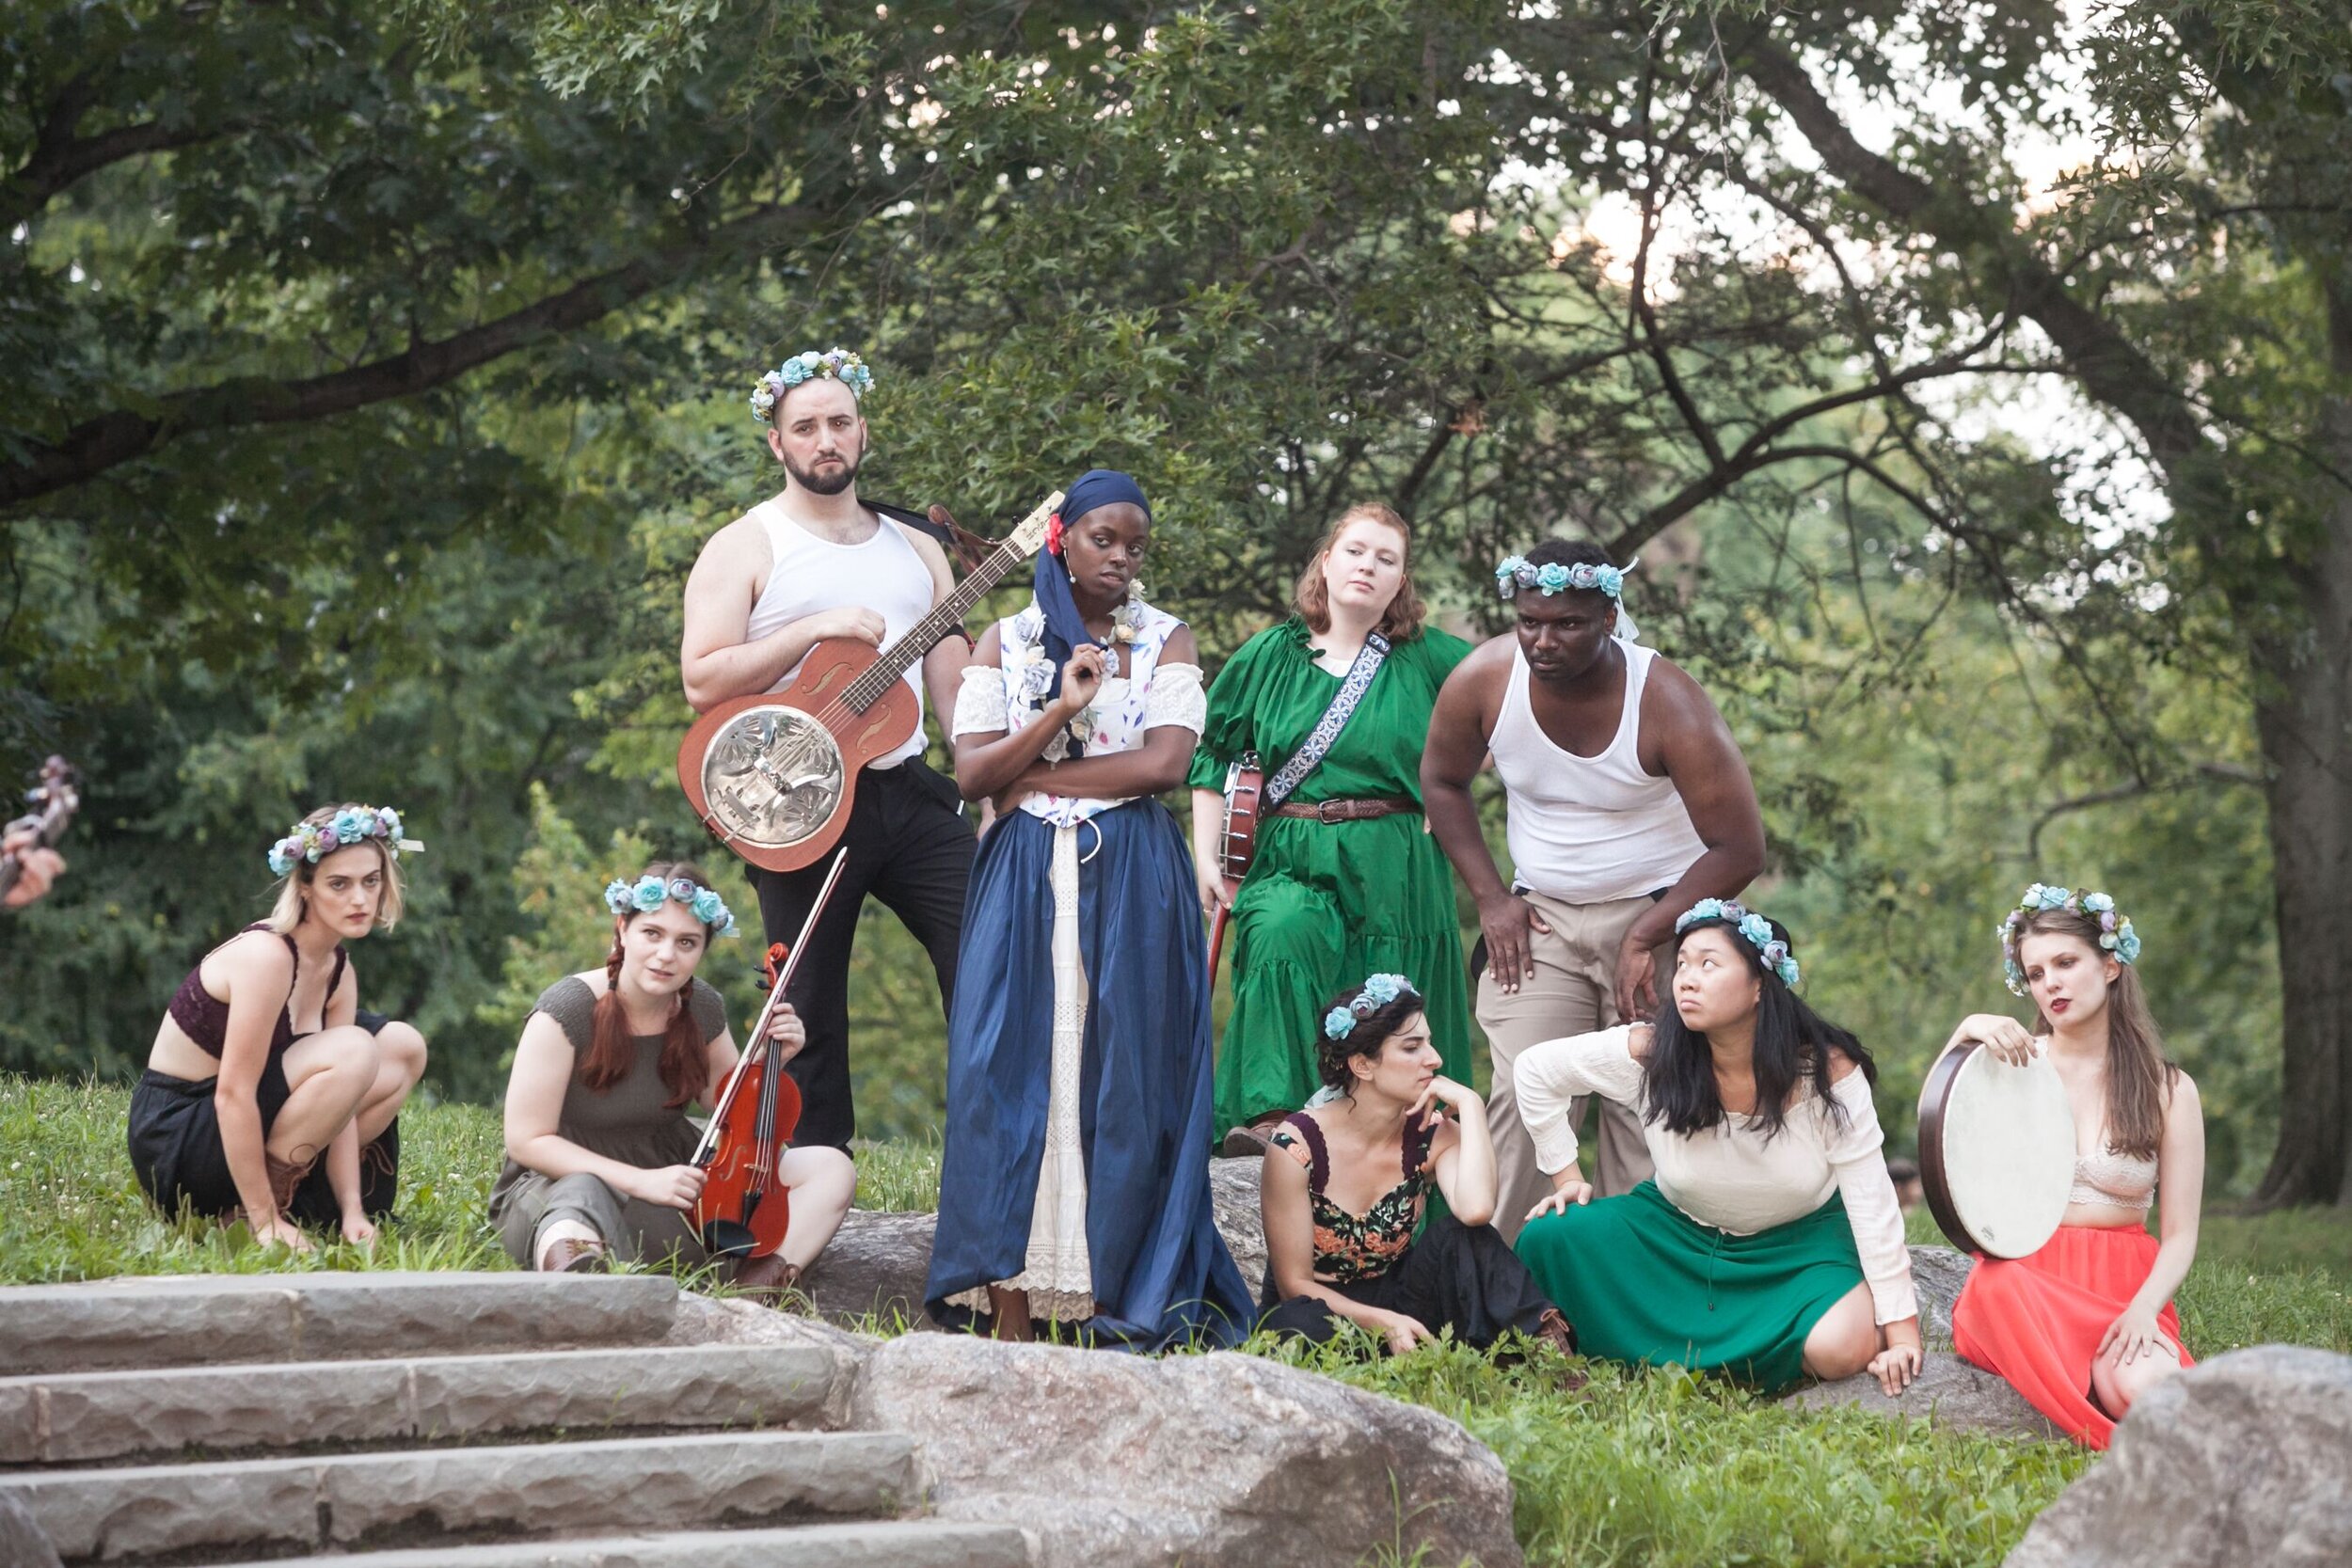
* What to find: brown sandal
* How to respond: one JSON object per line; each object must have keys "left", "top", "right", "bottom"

{"left": 732, "top": 1253, "right": 803, "bottom": 1297}
{"left": 264, "top": 1151, "right": 316, "bottom": 1213}
{"left": 545, "top": 1237, "right": 609, "bottom": 1273}
{"left": 1217, "top": 1112, "right": 1289, "bottom": 1159}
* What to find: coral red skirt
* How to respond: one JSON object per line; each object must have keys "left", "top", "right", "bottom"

{"left": 1951, "top": 1224, "right": 2192, "bottom": 1449}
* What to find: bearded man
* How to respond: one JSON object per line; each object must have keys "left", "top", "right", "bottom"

{"left": 680, "top": 349, "right": 974, "bottom": 1150}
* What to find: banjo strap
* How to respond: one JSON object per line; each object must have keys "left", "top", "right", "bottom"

{"left": 1262, "top": 631, "right": 1390, "bottom": 814}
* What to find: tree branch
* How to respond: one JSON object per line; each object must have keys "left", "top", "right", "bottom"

{"left": 3, "top": 117, "right": 253, "bottom": 231}
{"left": 1, "top": 205, "right": 818, "bottom": 510}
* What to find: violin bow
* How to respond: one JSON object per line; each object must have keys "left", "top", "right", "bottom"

{"left": 690, "top": 849, "right": 848, "bottom": 1165}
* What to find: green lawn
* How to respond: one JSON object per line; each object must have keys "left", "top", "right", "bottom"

{"left": 6, "top": 1075, "right": 2345, "bottom": 1568}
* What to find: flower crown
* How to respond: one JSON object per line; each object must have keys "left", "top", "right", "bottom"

{"left": 605, "top": 875, "right": 739, "bottom": 937}
{"left": 1495, "top": 554, "right": 1632, "bottom": 601}
{"left": 2000, "top": 882, "right": 2138, "bottom": 996}
{"left": 1675, "top": 897, "right": 1801, "bottom": 988}
{"left": 1323, "top": 973, "right": 1419, "bottom": 1040}
{"left": 267, "top": 806, "right": 421, "bottom": 878}
{"left": 749, "top": 348, "right": 874, "bottom": 421}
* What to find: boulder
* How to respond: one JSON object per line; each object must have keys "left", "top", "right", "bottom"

{"left": 1783, "top": 1351, "right": 2058, "bottom": 1440}
{"left": 852, "top": 1334, "right": 1522, "bottom": 1568}
{"left": 1906, "top": 1243, "right": 1973, "bottom": 1344}
{"left": 0, "top": 1492, "right": 62, "bottom": 1568}
{"left": 2004, "top": 1345, "right": 2352, "bottom": 1568}
{"left": 802, "top": 1160, "right": 1271, "bottom": 1330}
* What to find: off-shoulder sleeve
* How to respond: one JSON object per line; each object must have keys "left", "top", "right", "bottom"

{"left": 1144, "top": 662, "right": 1208, "bottom": 734}
{"left": 1187, "top": 629, "right": 1273, "bottom": 789}
{"left": 950, "top": 663, "right": 1010, "bottom": 739}
{"left": 1514, "top": 1025, "right": 1647, "bottom": 1176}
{"left": 1822, "top": 1071, "right": 1919, "bottom": 1325}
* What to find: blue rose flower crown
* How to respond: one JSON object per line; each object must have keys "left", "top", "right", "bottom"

{"left": 749, "top": 347, "right": 875, "bottom": 421}
{"left": 1323, "top": 972, "right": 1420, "bottom": 1040}
{"left": 1495, "top": 554, "right": 1632, "bottom": 601}
{"left": 1999, "top": 882, "right": 2139, "bottom": 996}
{"left": 604, "top": 875, "right": 739, "bottom": 937}
{"left": 266, "top": 806, "right": 422, "bottom": 878}
{"left": 1674, "top": 897, "right": 1801, "bottom": 989}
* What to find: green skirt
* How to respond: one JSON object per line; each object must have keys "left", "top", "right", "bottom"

{"left": 1516, "top": 1180, "right": 1865, "bottom": 1391}
{"left": 1212, "top": 811, "right": 1472, "bottom": 1134}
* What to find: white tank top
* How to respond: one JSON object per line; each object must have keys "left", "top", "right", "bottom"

{"left": 742, "top": 499, "right": 936, "bottom": 768}
{"left": 1488, "top": 641, "right": 1708, "bottom": 903}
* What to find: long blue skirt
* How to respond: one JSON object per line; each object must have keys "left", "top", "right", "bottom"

{"left": 925, "top": 800, "right": 1252, "bottom": 1349}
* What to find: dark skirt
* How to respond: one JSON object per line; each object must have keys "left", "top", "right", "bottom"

{"left": 926, "top": 802, "right": 1253, "bottom": 1350}
{"left": 126, "top": 1009, "right": 401, "bottom": 1226}
{"left": 1259, "top": 1211, "right": 1559, "bottom": 1350}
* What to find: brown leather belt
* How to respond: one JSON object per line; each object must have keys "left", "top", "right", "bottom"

{"left": 1268, "top": 796, "right": 1419, "bottom": 823}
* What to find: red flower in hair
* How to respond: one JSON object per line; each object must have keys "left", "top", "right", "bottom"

{"left": 1043, "top": 512, "right": 1065, "bottom": 557}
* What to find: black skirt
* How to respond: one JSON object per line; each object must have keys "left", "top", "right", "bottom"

{"left": 126, "top": 1009, "right": 400, "bottom": 1225}
{"left": 1258, "top": 1210, "right": 1559, "bottom": 1350}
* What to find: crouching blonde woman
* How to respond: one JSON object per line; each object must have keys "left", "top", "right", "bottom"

{"left": 491, "top": 862, "right": 854, "bottom": 1287}
{"left": 127, "top": 804, "right": 430, "bottom": 1250}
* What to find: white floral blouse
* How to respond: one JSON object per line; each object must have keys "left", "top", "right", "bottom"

{"left": 951, "top": 599, "right": 1207, "bottom": 827}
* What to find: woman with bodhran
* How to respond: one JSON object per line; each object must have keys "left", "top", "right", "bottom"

{"left": 1189, "top": 502, "right": 1474, "bottom": 1155}
{"left": 1941, "top": 884, "right": 2201, "bottom": 1448}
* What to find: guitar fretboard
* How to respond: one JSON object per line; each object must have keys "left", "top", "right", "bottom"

{"left": 840, "top": 536, "right": 1034, "bottom": 712}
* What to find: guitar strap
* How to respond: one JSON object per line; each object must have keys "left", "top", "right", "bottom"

{"left": 1262, "top": 631, "right": 1391, "bottom": 813}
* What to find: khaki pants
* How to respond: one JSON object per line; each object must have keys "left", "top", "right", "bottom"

{"left": 1478, "top": 889, "right": 1661, "bottom": 1242}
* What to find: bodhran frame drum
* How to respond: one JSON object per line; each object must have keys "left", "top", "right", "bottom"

{"left": 1917, "top": 1041, "right": 2076, "bottom": 1259}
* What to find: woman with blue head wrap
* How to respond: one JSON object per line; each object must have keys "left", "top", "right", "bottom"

{"left": 927, "top": 467, "right": 1252, "bottom": 1349}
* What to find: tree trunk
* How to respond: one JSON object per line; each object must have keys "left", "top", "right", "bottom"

{"left": 2248, "top": 388, "right": 2352, "bottom": 1208}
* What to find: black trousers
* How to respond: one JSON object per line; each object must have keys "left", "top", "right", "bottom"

{"left": 1259, "top": 1212, "right": 1558, "bottom": 1351}
{"left": 748, "top": 759, "right": 975, "bottom": 1150}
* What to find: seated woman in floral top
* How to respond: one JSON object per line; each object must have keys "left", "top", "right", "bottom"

{"left": 1258, "top": 974, "right": 1574, "bottom": 1356}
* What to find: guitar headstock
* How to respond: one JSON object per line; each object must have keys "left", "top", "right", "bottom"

{"left": 1004, "top": 490, "right": 1067, "bottom": 560}
{"left": 18, "top": 756, "right": 78, "bottom": 828}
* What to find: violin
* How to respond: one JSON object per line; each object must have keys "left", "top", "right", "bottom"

{"left": 0, "top": 755, "right": 79, "bottom": 907}
{"left": 689, "top": 849, "right": 847, "bottom": 1259}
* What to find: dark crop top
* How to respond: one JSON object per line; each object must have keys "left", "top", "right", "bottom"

{"left": 166, "top": 923, "right": 347, "bottom": 1059}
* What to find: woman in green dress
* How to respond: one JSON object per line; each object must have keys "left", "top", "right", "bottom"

{"left": 1189, "top": 502, "right": 1473, "bottom": 1152}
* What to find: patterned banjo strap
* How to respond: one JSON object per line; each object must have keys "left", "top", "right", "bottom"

{"left": 1262, "top": 632, "right": 1390, "bottom": 813}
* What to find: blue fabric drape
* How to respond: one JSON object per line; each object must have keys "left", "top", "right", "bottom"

{"left": 926, "top": 801, "right": 1251, "bottom": 1349}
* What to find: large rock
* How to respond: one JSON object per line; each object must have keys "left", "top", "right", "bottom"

{"left": 2004, "top": 1346, "right": 2352, "bottom": 1568}
{"left": 1907, "top": 1243, "right": 1973, "bottom": 1344}
{"left": 1783, "top": 1351, "right": 2058, "bottom": 1439}
{"left": 852, "top": 1334, "right": 1522, "bottom": 1568}
{"left": 803, "top": 1160, "right": 1271, "bottom": 1329}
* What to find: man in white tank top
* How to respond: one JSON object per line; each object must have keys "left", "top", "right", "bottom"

{"left": 1423, "top": 540, "right": 1765, "bottom": 1237}
{"left": 680, "top": 350, "right": 974, "bottom": 1152}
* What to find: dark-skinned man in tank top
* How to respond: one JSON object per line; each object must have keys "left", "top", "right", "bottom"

{"left": 1422, "top": 538, "right": 1765, "bottom": 1239}
{"left": 679, "top": 349, "right": 974, "bottom": 1151}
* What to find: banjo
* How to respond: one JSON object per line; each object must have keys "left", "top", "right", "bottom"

{"left": 678, "top": 493, "right": 1061, "bottom": 874}
{"left": 1917, "top": 1040, "right": 2076, "bottom": 1259}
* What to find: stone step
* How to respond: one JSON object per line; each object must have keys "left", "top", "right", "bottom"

{"left": 1, "top": 1430, "right": 917, "bottom": 1564}
{"left": 0, "top": 1343, "right": 840, "bottom": 1465}
{"left": 203, "top": 1519, "right": 1035, "bottom": 1567}
{"left": 0, "top": 1271, "right": 679, "bottom": 1376}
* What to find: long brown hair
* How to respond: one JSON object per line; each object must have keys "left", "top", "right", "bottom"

{"left": 581, "top": 860, "right": 719, "bottom": 1110}
{"left": 1292, "top": 502, "right": 1428, "bottom": 641}
{"left": 2014, "top": 906, "right": 2177, "bottom": 1158}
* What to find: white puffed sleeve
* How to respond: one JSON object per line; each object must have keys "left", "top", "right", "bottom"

{"left": 1514, "top": 1025, "right": 1648, "bottom": 1176}
{"left": 1141, "top": 662, "right": 1208, "bottom": 734}
{"left": 1822, "top": 1071, "right": 1919, "bottom": 1325}
{"left": 950, "top": 664, "right": 1010, "bottom": 739}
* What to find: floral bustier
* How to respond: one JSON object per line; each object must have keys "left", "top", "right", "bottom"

{"left": 1270, "top": 1110, "right": 1436, "bottom": 1285}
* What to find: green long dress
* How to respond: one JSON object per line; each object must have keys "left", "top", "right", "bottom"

{"left": 1189, "top": 618, "right": 1474, "bottom": 1134}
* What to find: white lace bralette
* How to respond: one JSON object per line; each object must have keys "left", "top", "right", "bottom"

{"left": 2070, "top": 1144, "right": 2157, "bottom": 1212}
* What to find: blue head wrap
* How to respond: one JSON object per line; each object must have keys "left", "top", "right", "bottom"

{"left": 1035, "top": 468, "right": 1151, "bottom": 754}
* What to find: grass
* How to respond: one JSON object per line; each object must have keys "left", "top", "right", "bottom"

{"left": 7, "top": 1075, "right": 2346, "bottom": 1566}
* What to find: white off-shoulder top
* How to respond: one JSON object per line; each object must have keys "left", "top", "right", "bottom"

{"left": 1515, "top": 1024, "right": 1919, "bottom": 1325}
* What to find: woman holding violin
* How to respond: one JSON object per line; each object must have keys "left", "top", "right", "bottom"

{"left": 490, "top": 860, "right": 853, "bottom": 1285}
